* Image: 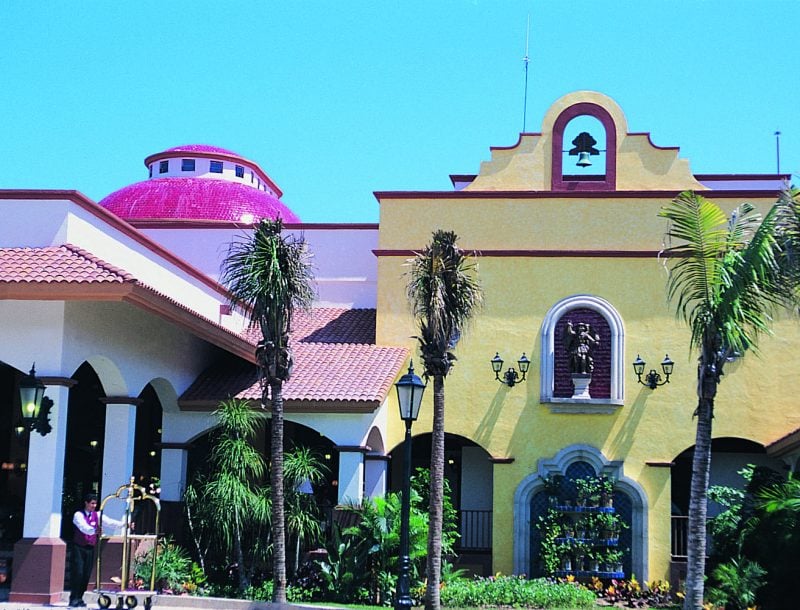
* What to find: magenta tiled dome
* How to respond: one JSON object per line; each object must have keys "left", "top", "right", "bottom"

{"left": 99, "top": 145, "right": 299, "bottom": 223}
{"left": 99, "top": 178, "right": 300, "bottom": 222}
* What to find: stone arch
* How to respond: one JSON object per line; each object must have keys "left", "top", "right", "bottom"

{"left": 144, "top": 377, "right": 179, "bottom": 413}
{"left": 81, "top": 355, "right": 127, "bottom": 397}
{"left": 365, "top": 426, "right": 385, "bottom": 454}
{"left": 540, "top": 295, "right": 625, "bottom": 410}
{"left": 513, "top": 444, "right": 648, "bottom": 579}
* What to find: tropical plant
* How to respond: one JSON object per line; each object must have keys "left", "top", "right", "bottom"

{"left": 706, "top": 556, "right": 767, "bottom": 610}
{"left": 133, "top": 537, "right": 195, "bottom": 593}
{"left": 411, "top": 467, "right": 459, "bottom": 555}
{"left": 438, "top": 574, "right": 596, "bottom": 608}
{"left": 221, "top": 218, "right": 315, "bottom": 602}
{"left": 184, "top": 398, "right": 270, "bottom": 593}
{"left": 406, "top": 229, "right": 482, "bottom": 610}
{"left": 283, "top": 446, "right": 328, "bottom": 575}
{"left": 659, "top": 191, "right": 797, "bottom": 610}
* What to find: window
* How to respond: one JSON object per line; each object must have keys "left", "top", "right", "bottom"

{"left": 210, "top": 160, "right": 223, "bottom": 173}
{"left": 148, "top": 164, "right": 153, "bottom": 178}
{"left": 250, "top": 172, "right": 254, "bottom": 183}
{"left": 235, "top": 165, "right": 244, "bottom": 178}
{"left": 181, "top": 159, "right": 195, "bottom": 172}
{"left": 159, "top": 160, "right": 169, "bottom": 174}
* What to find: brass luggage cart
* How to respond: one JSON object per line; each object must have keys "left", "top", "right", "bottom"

{"left": 94, "top": 478, "right": 161, "bottom": 609}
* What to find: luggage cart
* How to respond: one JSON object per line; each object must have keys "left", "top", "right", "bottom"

{"left": 94, "top": 477, "right": 161, "bottom": 610}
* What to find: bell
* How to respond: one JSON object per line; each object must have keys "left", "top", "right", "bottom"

{"left": 576, "top": 151, "right": 592, "bottom": 167}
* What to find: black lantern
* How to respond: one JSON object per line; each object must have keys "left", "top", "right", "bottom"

{"left": 18, "top": 364, "right": 52, "bottom": 436}
{"left": 394, "top": 361, "right": 426, "bottom": 610}
{"left": 633, "top": 354, "right": 674, "bottom": 390}
{"left": 491, "top": 352, "right": 531, "bottom": 387}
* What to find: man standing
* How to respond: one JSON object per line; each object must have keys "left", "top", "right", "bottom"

{"left": 69, "top": 493, "right": 125, "bottom": 608}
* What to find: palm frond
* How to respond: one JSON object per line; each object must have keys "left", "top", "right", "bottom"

{"left": 406, "top": 230, "right": 483, "bottom": 376}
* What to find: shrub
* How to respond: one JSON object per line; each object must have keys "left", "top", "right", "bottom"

{"left": 439, "top": 574, "right": 596, "bottom": 608}
{"left": 133, "top": 539, "right": 197, "bottom": 594}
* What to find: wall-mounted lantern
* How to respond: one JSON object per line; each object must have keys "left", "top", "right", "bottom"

{"left": 18, "top": 364, "right": 52, "bottom": 436}
{"left": 632, "top": 354, "right": 674, "bottom": 390}
{"left": 491, "top": 352, "right": 531, "bottom": 387}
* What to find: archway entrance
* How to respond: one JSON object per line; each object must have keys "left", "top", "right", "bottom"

{"left": 0, "top": 363, "right": 27, "bottom": 551}
{"left": 388, "top": 433, "right": 493, "bottom": 576}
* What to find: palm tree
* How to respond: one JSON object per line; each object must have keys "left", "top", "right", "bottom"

{"left": 406, "top": 230, "right": 482, "bottom": 610}
{"left": 221, "top": 219, "right": 314, "bottom": 602}
{"left": 659, "top": 191, "right": 794, "bottom": 610}
{"left": 197, "top": 398, "right": 270, "bottom": 593}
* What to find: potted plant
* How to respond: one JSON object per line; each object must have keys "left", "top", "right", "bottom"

{"left": 542, "top": 473, "right": 563, "bottom": 507}
{"left": 604, "top": 549, "right": 624, "bottom": 574}
{"left": 599, "top": 475, "right": 615, "bottom": 508}
{"left": 587, "top": 548, "right": 601, "bottom": 573}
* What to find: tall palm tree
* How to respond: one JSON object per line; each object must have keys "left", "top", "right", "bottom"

{"left": 406, "top": 230, "right": 482, "bottom": 610}
{"left": 221, "top": 218, "right": 314, "bottom": 602}
{"left": 659, "top": 191, "right": 794, "bottom": 610}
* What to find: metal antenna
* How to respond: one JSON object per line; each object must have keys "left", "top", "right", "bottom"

{"left": 522, "top": 14, "right": 531, "bottom": 133}
{"left": 774, "top": 130, "right": 781, "bottom": 174}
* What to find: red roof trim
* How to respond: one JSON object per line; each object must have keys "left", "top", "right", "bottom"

{"left": 694, "top": 173, "right": 791, "bottom": 181}
{"left": 0, "top": 190, "right": 233, "bottom": 299}
{"left": 373, "top": 249, "right": 663, "bottom": 258}
{"left": 143, "top": 151, "right": 283, "bottom": 197}
{"left": 127, "top": 219, "right": 379, "bottom": 230}
{"left": 374, "top": 189, "right": 784, "bottom": 201}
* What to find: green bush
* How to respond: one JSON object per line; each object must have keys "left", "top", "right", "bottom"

{"left": 133, "top": 539, "right": 195, "bottom": 593}
{"left": 440, "top": 575, "right": 596, "bottom": 608}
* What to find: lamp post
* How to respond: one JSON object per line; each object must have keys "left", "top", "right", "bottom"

{"left": 490, "top": 352, "right": 531, "bottom": 387}
{"left": 394, "top": 361, "right": 425, "bottom": 610}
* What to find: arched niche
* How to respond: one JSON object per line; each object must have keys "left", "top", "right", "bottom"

{"left": 551, "top": 102, "right": 617, "bottom": 191}
{"left": 513, "top": 444, "right": 648, "bottom": 580}
{"left": 540, "top": 294, "right": 625, "bottom": 412}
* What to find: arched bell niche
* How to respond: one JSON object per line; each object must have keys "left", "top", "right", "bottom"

{"left": 551, "top": 102, "right": 617, "bottom": 191}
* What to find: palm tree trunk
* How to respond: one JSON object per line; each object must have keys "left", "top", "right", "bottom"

{"left": 234, "top": 509, "right": 249, "bottom": 593}
{"left": 270, "top": 379, "right": 287, "bottom": 603}
{"left": 425, "top": 375, "right": 445, "bottom": 610}
{"left": 683, "top": 387, "right": 715, "bottom": 609}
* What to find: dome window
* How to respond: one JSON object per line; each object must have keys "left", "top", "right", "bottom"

{"left": 235, "top": 165, "right": 244, "bottom": 178}
{"left": 159, "top": 160, "right": 169, "bottom": 174}
{"left": 210, "top": 160, "right": 223, "bottom": 173}
{"left": 181, "top": 159, "right": 195, "bottom": 172}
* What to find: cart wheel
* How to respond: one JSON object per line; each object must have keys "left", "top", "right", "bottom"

{"left": 97, "top": 594, "right": 112, "bottom": 609}
{"left": 124, "top": 594, "right": 138, "bottom": 608}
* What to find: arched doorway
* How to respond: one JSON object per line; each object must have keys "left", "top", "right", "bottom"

{"left": 132, "top": 383, "right": 163, "bottom": 488}
{"left": 0, "top": 362, "right": 27, "bottom": 548}
{"left": 60, "top": 362, "right": 106, "bottom": 539}
{"left": 388, "top": 433, "right": 494, "bottom": 576}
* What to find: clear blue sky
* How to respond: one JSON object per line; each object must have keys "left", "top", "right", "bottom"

{"left": 2, "top": 1, "right": 797, "bottom": 223}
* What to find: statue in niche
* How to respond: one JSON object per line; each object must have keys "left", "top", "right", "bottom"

{"left": 563, "top": 320, "right": 600, "bottom": 375}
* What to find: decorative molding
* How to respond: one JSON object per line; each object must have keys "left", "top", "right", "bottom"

{"left": 100, "top": 396, "right": 144, "bottom": 406}
{"left": 645, "top": 461, "right": 675, "bottom": 468}
{"left": 489, "top": 456, "right": 515, "bottom": 464}
{"left": 372, "top": 189, "right": 784, "bottom": 201}
{"left": 335, "top": 444, "right": 371, "bottom": 453}
{"left": 540, "top": 295, "right": 625, "bottom": 408}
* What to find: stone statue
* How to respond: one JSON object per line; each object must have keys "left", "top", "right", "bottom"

{"left": 563, "top": 320, "right": 600, "bottom": 375}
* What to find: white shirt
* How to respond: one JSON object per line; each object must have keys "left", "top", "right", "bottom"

{"left": 72, "top": 510, "right": 126, "bottom": 536}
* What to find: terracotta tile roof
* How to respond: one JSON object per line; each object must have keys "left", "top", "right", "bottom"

{"left": 0, "top": 244, "right": 254, "bottom": 360}
{"left": 0, "top": 245, "right": 135, "bottom": 284}
{"left": 181, "top": 308, "right": 408, "bottom": 411}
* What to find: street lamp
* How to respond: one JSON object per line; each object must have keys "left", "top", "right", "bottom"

{"left": 18, "top": 364, "right": 53, "bottom": 436}
{"left": 394, "top": 360, "right": 425, "bottom": 610}
{"left": 632, "top": 354, "right": 674, "bottom": 390}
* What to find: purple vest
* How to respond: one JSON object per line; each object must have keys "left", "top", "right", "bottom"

{"left": 74, "top": 510, "right": 98, "bottom": 546}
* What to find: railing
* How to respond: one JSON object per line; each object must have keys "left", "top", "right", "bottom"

{"left": 671, "top": 515, "right": 714, "bottom": 560}
{"left": 458, "top": 509, "right": 492, "bottom": 552}
{"left": 671, "top": 515, "right": 689, "bottom": 559}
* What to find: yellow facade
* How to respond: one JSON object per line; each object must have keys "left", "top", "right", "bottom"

{"left": 374, "top": 91, "right": 799, "bottom": 580}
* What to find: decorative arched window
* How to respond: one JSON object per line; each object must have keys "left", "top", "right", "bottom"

{"left": 513, "top": 444, "right": 649, "bottom": 580}
{"left": 540, "top": 295, "right": 624, "bottom": 412}
{"left": 551, "top": 102, "right": 617, "bottom": 191}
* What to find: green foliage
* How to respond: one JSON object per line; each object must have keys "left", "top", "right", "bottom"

{"left": 317, "top": 472, "right": 437, "bottom": 605}
{"left": 439, "top": 574, "right": 596, "bottom": 608}
{"left": 706, "top": 557, "right": 767, "bottom": 610}
{"left": 133, "top": 538, "right": 195, "bottom": 593}
{"left": 411, "top": 466, "right": 459, "bottom": 555}
{"left": 284, "top": 446, "right": 328, "bottom": 574}
{"left": 183, "top": 398, "right": 271, "bottom": 593}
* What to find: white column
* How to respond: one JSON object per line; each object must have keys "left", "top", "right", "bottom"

{"left": 364, "top": 454, "right": 389, "bottom": 499}
{"left": 22, "top": 381, "right": 73, "bottom": 538}
{"left": 160, "top": 445, "right": 189, "bottom": 502}
{"left": 100, "top": 397, "right": 140, "bottom": 521}
{"left": 337, "top": 446, "right": 367, "bottom": 505}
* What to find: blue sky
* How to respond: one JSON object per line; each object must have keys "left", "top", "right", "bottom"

{"left": 2, "top": 1, "right": 797, "bottom": 223}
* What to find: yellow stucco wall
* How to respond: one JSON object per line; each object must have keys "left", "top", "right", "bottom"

{"left": 374, "top": 91, "right": 798, "bottom": 581}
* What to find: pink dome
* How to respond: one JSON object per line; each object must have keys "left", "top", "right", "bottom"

{"left": 162, "top": 144, "right": 241, "bottom": 156}
{"left": 99, "top": 178, "right": 300, "bottom": 223}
